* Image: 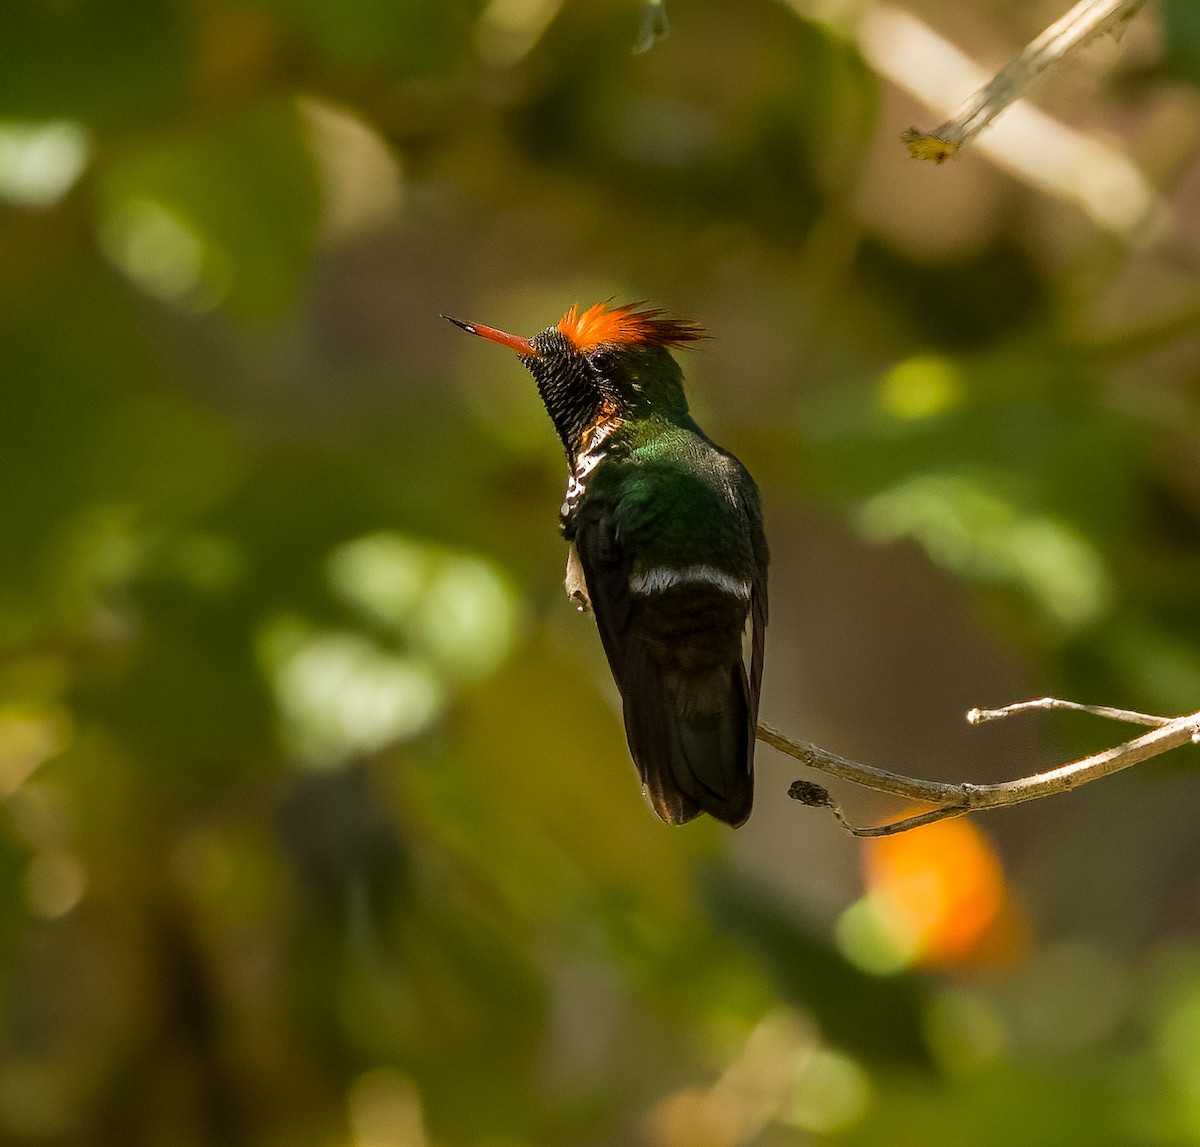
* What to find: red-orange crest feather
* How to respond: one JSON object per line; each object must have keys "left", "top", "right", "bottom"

{"left": 556, "top": 302, "right": 707, "bottom": 353}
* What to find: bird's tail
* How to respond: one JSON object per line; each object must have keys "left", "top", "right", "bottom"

{"left": 622, "top": 660, "right": 755, "bottom": 827}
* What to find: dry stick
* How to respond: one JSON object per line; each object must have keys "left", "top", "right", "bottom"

{"left": 967, "top": 696, "right": 1170, "bottom": 728}
{"left": 634, "top": 0, "right": 669, "bottom": 54}
{"left": 757, "top": 703, "right": 1200, "bottom": 838}
{"left": 902, "top": 0, "right": 1149, "bottom": 162}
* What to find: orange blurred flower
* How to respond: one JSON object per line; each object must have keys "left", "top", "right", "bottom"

{"left": 860, "top": 814, "right": 1030, "bottom": 970}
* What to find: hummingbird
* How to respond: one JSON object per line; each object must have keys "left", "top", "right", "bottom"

{"left": 444, "top": 302, "right": 768, "bottom": 827}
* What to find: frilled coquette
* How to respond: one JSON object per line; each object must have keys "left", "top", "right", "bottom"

{"left": 445, "top": 302, "right": 768, "bottom": 827}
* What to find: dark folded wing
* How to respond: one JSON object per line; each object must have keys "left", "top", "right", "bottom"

{"left": 573, "top": 500, "right": 756, "bottom": 827}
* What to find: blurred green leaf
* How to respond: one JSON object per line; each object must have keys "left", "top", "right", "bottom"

{"left": 838, "top": 1063, "right": 1147, "bottom": 1147}
{"left": 0, "top": 0, "right": 187, "bottom": 125}
{"left": 97, "top": 100, "right": 323, "bottom": 316}
{"left": 1162, "top": 0, "right": 1200, "bottom": 86}
{"left": 264, "top": 0, "right": 469, "bottom": 70}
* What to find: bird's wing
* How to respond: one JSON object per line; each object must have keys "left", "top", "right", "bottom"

{"left": 742, "top": 483, "right": 769, "bottom": 735}
{"left": 571, "top": 496, "right": 637, "bottom": 696}
{"left": 572, "top": 477, "right": 756, "bottom": 827}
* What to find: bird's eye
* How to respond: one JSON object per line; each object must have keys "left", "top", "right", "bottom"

{"left": 589, "top": 348, "right": 616, "bottom": 373}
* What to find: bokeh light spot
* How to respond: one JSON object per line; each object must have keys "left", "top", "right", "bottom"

{"left": 0, "top": 120, "right": 90, "bottom": 208}
{"left": 0, "top": 706, "right": 72, "bottom": 798}
{"left": 348, "top": 1068, "right": 429, "bottom": 1147}
{"left": 327, "top": 533, "right": 432, "bottom": 633}
{"left": 835, "top": 891, "right": 921, "bottom": 976}
{"left": 779, "top": 1047, "right": 873, "bottom": 1134}
{"left": 877, "top": 355, "right": 963, "bottom": 421}
{"left": 24, "top": 850, "right": 86, "bottom": 919}
{"left": 839, "top": 816, "right": 1026, "bottom": 973}
{"left": 474, "top": 0, "right": 567, "bottom": 67}
{"left": 259, "top": 619, "right": 444, "bottom": 770}
{"left": 263, "top": 536, "right": 520, "bottom": 768}
{"left": 299, "top": 97, "right": 404, "bottom": 241}
{"left": 327, "top": 532, "right": 521, "bottom": 681}
{"left": 646, "top": 1009, "right": 825, "bottom": 1146}
{"left": 99, "top": 198, "right": 227, "bottom": 308}
{"left": 923, "top": 988, "right": 1008, "bottom": 1076}
{"left": 413, "top": 555, "right": 520, "bottom": 681}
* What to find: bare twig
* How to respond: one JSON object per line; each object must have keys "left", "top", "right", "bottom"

{"left": 786, "top": 779, "right": 967, "bottom": 838}
{"left": 634, "top": 0, "right": 669, "bottom": 54}
{"left": 758, "top": 699, "right": 1200, "bottom": 837}
{"left": 902, "top": 0, "right": 1149, "bottom": 162}
{"left": 967, "top": 696, "right": 1170, "bottom": 728}
{"left": 840, "top": 0, "right": 1162, "bottom": 234}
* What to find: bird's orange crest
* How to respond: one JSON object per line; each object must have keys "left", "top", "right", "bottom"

{"left": 556, "top": 302, "right": 707, "bottom": 353}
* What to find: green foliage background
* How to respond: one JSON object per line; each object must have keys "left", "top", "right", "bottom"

{"left": 1, "top": 0, "right": 1199, "bottom": 1143}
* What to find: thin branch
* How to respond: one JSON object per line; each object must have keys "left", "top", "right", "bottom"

{"left": 902, "top": 0, "right": 1149, "bottom": 162}
{"left": 777, "top": 0, "right": 1163, "bottom": 233}
{"left": 786, "top": 780, "right": 966, "bottom": 838}
{"left": 758, "top": 700, "right": 1200, "bottom": 837}
{"left": 634, "top": 0, "right": 669, "bottom": 54}
{"left": 757, "top": 724, "right": 956, "bottom": 804}
{"left": 967, "top": 696, "right": 1170, "bottom": 728}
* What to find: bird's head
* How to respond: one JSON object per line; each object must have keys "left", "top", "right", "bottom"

{"left": 444, "top": 302, "right": 707, "bottom": 459}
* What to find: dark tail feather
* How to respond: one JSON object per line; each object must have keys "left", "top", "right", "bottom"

{"left": 622, "top": 662, "right": 755, "bottom": 828}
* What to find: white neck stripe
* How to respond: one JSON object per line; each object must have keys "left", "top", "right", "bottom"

{"left": 629, "top": 565, "right": 752, "bottom": 598}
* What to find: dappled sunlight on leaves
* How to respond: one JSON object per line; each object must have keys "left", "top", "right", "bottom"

{"left": 96, "top": 99, "right": 323, "bottom": 316}
{"left": 259, "top": 533, "right": 521, "bottom": 769}
{"left": 299, "top": 97, "right": 405, "bottom": 243}
{"left": 860, "top": 472, "right": 1113, "bottom": 629}
{"left": 260, "top": 620, "right": 445, "bottom": 769}
{"left": 0, "top": 119, "right": 89, "bottom": 208}
{"left": 99, "top": 198, "right": 218, "bottom": 309}
{"left": 326, "top": 532, "right": 521, "bottom": 683}
{"left": 645, "top": 1008, "right": 873, "bottom": 1145}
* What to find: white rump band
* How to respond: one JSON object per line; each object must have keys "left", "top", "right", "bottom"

{"left": 630, "top": 565, "right": 751, "bottom": 598}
